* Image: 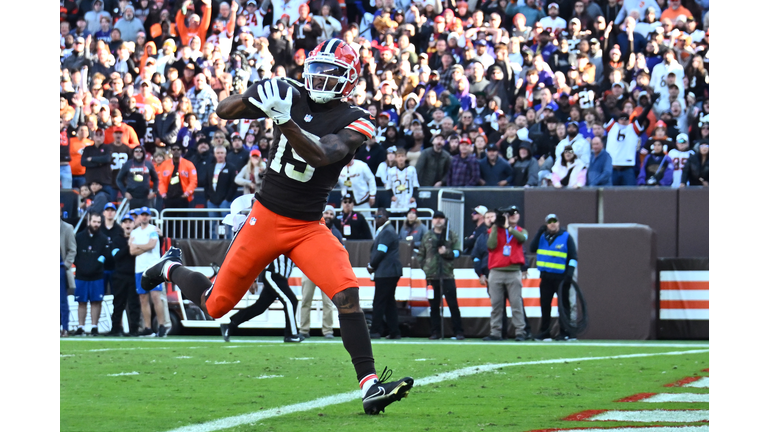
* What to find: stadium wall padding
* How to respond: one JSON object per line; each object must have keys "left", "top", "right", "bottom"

{"left": 577, "top": 225, "right": 658, "bottom": 340}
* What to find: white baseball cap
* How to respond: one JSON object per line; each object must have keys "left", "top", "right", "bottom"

{"left": 324, "top": 205, "right": 335, "bottom": 213}
{"left": 473, "top": 206, "right": 488, "bottom": 216}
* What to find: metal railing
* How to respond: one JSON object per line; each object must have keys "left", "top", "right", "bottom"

{"left": 159, "top": 208, "right": 233, "bottom": 240}
{"left": 336, "top": 207, "right": 436, "bottom": 236}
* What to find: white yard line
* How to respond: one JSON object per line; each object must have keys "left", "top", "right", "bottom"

{"left": 684, "top": 377, "right": 709, "bottom": 388}
{"left": 591, "top": 409, "right": 709, "bottom": 422}
{"left": 164, "top": 349, "right": 709, "bottom": 432}
{"left": 641, "top": 393, "right": 710, "bottom": 403}
{"left": 60, "top": 338, "right": 710, "bottom": 349}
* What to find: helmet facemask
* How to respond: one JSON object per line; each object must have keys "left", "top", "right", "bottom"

{"left": 304, "top": 58, "right": 357, "bottom": 103}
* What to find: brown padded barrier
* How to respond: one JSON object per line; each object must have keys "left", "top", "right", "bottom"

{"left": 522, "top": 189, "right": 599, "bottom": 249}
{"left": 602, "top": 188, "right": 678, "bottom": 257}
{"left": 578, "top": 225, "right": 657, "bottom": 340}
{"left": 677, "top": 188, "right": 709, "bottom": 258}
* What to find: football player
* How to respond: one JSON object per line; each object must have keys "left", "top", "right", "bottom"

{"left": 142, "top": 39, "right": 413, "bottom": 415}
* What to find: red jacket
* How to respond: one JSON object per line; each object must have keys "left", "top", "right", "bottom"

{"left": 488, "top": 226, "right": 525, "bottom": 269}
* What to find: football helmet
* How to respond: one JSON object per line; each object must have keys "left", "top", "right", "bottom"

{"left": 304, "top": 39, "right": 361, "bottom": 104}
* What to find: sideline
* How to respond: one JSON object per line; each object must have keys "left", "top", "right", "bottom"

{"left": 163, "top": 349, "right": 709, "bottom": 432}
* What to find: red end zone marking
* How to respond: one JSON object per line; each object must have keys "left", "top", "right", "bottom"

{"left": 701, "top": 368, "right": 709, "bottom": 372}
{"left": 563, "top": 410, "right": 608, "bottom": 421}
{"left": 616, "top": 393, "right": 657, "bottom": 402}
{"left": 664, "top": 377, "right": 701, "bottom": 387}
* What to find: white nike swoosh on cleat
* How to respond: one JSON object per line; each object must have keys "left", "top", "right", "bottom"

{"left": 363, "top": 387, "right": 385, "bottom": 401}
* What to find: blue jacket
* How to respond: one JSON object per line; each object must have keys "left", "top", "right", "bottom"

{"left": 587, "top": 150, "right": 613, "bottom": 186}
{"left": 479, "top": 156, "right": 515, "bottom": 186}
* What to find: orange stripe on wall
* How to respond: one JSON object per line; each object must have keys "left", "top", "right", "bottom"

{"left": 659, "top": 300, "right": 709, "bottom": 309}
{"left": 660, "top": 281, "right": 709, "bottom": 291}
{"left": 410, "top": 298, "right": 557, "bottom": 308}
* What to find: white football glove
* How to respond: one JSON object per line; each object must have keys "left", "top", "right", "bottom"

{"left": 248, "top": 79, "right": 293, "bottom": 125}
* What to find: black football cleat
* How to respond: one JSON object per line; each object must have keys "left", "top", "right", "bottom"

{"left": 141, "top": 247, "right": 182, "bottom": 291}
{"left": 220, "top": 324, "right": 230, "bottom": 342}
{"left": 362, "top": 367, "right": 414, "bottom": 415}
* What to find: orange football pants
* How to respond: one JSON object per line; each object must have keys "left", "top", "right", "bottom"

{"left": 205, "top": 200, "right": 359, "bottom": 318}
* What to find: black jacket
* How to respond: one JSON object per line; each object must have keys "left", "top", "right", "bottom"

{"left": 369, "top": 222, "right": 403, "bottom": 279}
{"left": 74, "top": 230, "right": 111, "bottom": 281}
{"left": 154, "top": 111, "right": 180, "bottom": 146}
{"left": 123, "top": 109, "right": 147, "bottom": 140}
{"left": 203, "top": 162, "right": 238, "bottom": 205}
{"left": 110, "top": 234, "right": 136, "bottom": 275}
{"left": 334, "top": 211, "right": 372, "bottom": 240}
{"left": 100, "top": 222, "right": 123, "bottom": 271}
{"left": 464, "top": 223, "right": 489, "bottom": 255}
{"left": 470, "top": 226, "right": 490, "bottom": 278}
{"left": 226, "top": 148, "right": 249, "bottom": 175}
{"left": 81, "top": 143, "right": 113, "bottom": 186}
{"left": 188, "top": 149, "right": 214, "bottom": 186}
{"left": 355, "top": 143, "right": 387, "bottom": 181}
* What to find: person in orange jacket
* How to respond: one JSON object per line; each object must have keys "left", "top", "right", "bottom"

{"left": 157, "top": 142, "right": 198, "bottom": 213}
{"left": 176, "top": 0, "right": 212, "bottom": 46}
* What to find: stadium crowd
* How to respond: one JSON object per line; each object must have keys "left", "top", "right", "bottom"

{"left": 60, "top": 0, "right": 710, "bottom": 212}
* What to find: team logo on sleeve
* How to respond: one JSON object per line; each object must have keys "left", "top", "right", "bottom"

{"left": 250, "top": 217, "right": 257, "bottom": 225}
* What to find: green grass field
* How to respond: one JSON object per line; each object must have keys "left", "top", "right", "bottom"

{"left": 60, "top": 337, "right": 709, "bottom": 432}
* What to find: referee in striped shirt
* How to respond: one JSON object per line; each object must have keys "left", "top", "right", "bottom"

{"left": 221, "top": 255, "right": 302, "bottom": 342}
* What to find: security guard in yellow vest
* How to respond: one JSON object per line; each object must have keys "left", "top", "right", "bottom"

{"left": 529, "top": 213, "right": 578, "bottom": 341}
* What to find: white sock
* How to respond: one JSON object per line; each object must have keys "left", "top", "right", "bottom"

{"left": 78, "top": 325, "right": 84, "bottom": 330}
{"left": 360, "top": 374, "right": 379, "bottom": 397}
{"left": 90, "top": 324, "right": 97, "bottom": 331}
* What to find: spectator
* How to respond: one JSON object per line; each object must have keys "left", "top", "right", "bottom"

{"left": 387, "top": 148, "right": 420, "bottom": 213}
{"left": 637, "top": 140, "right": 674, "bottom": 186}
{"left": 106, "top": 214, "right": 142, "bottom": 337}
{"left": 367, "top": 208, "right": 403, "bottom": 339}
{"left": 226, "top": 133, "right": 249, "bottom": 174}
{"left": 479, "top": 143, "right": 514, "bottom": 186}
{"left": 660, "top": 0, "right": 693, "bottom": 22}
{"left": 60, "top": 212, "right": 77, "bottom": 337}
{"left": 293, "top": 3, "right": 323, "bottom": 53}
{"left": 117, "top": 146, "right": 159, "bottom": 209}
{"left": 129, "top": 207, "right": 167, "bottom": 337}
{"left": 187, "top": 74, "right": 219, "bottom": 125}
{"left": 154, "top": 97, "right": 180, "bottom": 148}
{"left": 356, "top": 137, "right": 387, "bottom": 176}
{"left": 203, "top": 145, "right": 238, "bottom": 229}
{"left": 668, "top": 133, "right": 695, "bottom": 188}
{"left": 157, "top": 142, "right": 198, "bottom": 212}
{"left": 506, "top": 0, "right": 546, "bottom": 31}
{"left": 69, "top": 124, "right": 93, "bottom": 189}
{"left": 315, "top": 4, "right": 342, "bottom": 44}
{"left": 443, "top": 138, "right": 481, "bottom": 186}
{"left": 555, "top": 121, "right": 591, "bottom": 167}
{"left": 334, "top": 193, "right": 373, "bottom": 240}
{"left": 511, "top": 141, "right": 540, "bottom": 187}
{"left": 415, "top": 211, "right": 464, "bottom": 340}
{"left": 188, "top": 139, "right": 214, "bottom": 186}
{"left": 338, "top": 158, "right": 377, "bottom": 209}
{"left": 540, "top": 4, "right": 567, "bottom": 37}
{"left": 650, "top": 49, "right": 684, "bottom": 95}
{"left": 106, "top": 130, "right": 131, "bottom": 198}
{"left": 605, "top": 94, "right": 655, "bottom": 185}
{"left": 115, "top": 5, "right": 145, "bottom": 43}
{"left": 399, "top": 208, "right": 428, "bottom": 247}
{"left": 552, "top": 145, "right": 587, "bottom": 188}
{"left": 375, "top": 146, "right": 397, "bottom": 187}
{"left": 176, "top": 0, "right": 213, "bottom": 46}
{"left": 73, "top": 212, "right": 111, "bottom": 336}
{"left": 122, "top": 97, "right": 148, "bottom": 142}
{"left": 60, "top": 116, "right": 73, "bottom": 189}
{"left": 680, "top": 140, "right": 708, "bottom": 187}
{"left": 105, "top": 109, "right": 141, "bottom": 148}
{"left": 586, "top": 136, "right": 613, "bottom": 186}
{"left": 235, "top": 149, "right": 266, "bottom": 194}
{"left": 85, "top": 0, "right": 111, "bottom": 34}
{"left": 100, "top": 202, "right": 122, "bottom": 292}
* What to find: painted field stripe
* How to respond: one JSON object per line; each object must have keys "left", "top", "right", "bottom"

{"left": 659, "top": 270, "right": 709, "bottom": 282}
{"left": 60, "top": 339, "right": 710, "bottom": 349}
{"left": 684, "top": 377, "right": 709, "bottom": 388}
{"left": 529, "top": 426, "right": 709, "bottom": 432}
{"left": 665, "top": 377, "right": 703, "bottom": 387}
{"left": 163, "top": 349, "right": 708, "bottom": 432}
{"left": 616, "top": 393, "right": 656, "bottom": 402}
{"left": 640, "top": 393, "right": 709, "bottom": 403}
{"left": 589, "top": 409, "right": 708, "bottom": 422}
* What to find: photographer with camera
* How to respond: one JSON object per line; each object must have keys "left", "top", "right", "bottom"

{"left": 529, "top": 214, "right": 578, "bottom": 341}
{"left": 483, "top": 206, "right": 528, "bottom": 342}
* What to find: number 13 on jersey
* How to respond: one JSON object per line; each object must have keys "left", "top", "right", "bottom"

{"left": 269, "top": 134, "right": 317, "bottom": 182}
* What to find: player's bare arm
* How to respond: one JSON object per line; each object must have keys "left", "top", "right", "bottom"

{"left": 216, "top": 94, "right": 266, "bottom": 120}
{"left": 279, "top": 122, "right": 366, "bottom": 167}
